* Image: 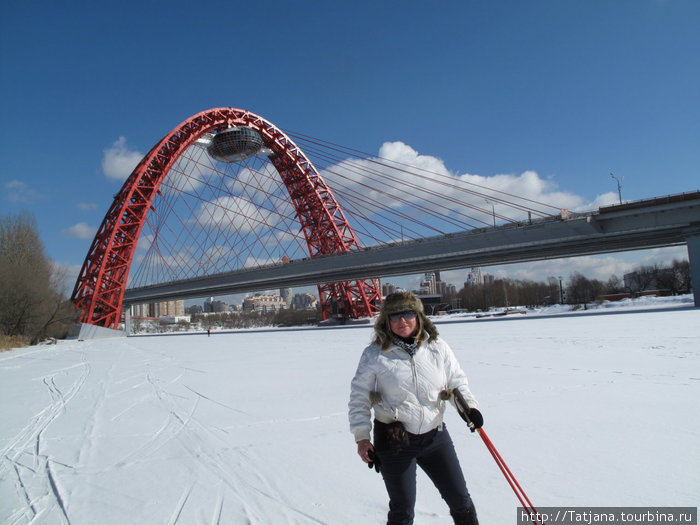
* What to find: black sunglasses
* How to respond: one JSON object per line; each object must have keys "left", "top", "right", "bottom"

{"left": 389, "top": 311, "right": 417, "bottom": 322}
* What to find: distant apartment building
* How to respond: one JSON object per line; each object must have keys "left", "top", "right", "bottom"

{"left": 420, "top": 272, "right": 438, "bottom": 295}
{"left": 291, "top": 293, "right": 318, "bottom": 310}
{"left": 465, "top": 267, "right": 483, "bottom": 287}
{"left": 464, "top": 267, "right": 494, "bottom": 287}
{"left": 417, "top": 271, "right": 455, "bottom": 297}
{"left": 437, "top": 280, "right": 457, "bottom": 297}
{"left": 243, "top": 294, "right": 286, "bottom": 313}
{"left": 204, "top": 297, "right": 228, "bottom": 313}
{"left": 160, "top": 300, "right": 185, "bottom": 316}
{"left": 130, "top": 303, "right": 150, "bottom": 318}
{"left": 186, "top": 304, "right": 203, "bottom": 315}
{"left": 382, "top": 282, "right": 398, "bottom": 296}
{"left": 131, "top": 299, "right": 185, "bottom": 318}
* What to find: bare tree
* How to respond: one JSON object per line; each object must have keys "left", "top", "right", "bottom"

{"left": 0, "top": 211, "right": 77, "bottom": 344}
{"left": 606, "top": 274, "right": 624, "bottom": 294}
{"left": 654, "top": 266, "right": 678, "bottom": 293}
{"left": 635, "top": 264, "right": 660, "bottom": 291}
{"left": 566, "top": 272, "right": 606, "bottom": 306}
{"left": 672, "top": 259, "right": 691, "bottom": 292}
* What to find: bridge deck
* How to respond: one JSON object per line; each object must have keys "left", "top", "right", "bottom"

{"left": 124, "top": 191, "right": 700, "bottom": 306}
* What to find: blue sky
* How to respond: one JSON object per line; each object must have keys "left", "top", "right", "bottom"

{"left": 1, "top": 1, "right": 698, "bottom": 298}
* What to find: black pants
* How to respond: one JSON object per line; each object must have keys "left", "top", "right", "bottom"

{"left": 374, "top": 420, "right": 473, "bottom": 525}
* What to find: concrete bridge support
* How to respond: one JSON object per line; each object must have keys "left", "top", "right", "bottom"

{"left": 686, "top": 232, "right": 700, "bottom": 307}
{"left": 69, "top": 323, "right": 125, "bottom": 339}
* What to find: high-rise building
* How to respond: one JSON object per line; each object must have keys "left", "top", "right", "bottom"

{"left": 420, "top": 272, "right": 437, "bottom": 295}
{"left": 131, "top": 300, "right": 185, "bottom": 318}
{"left": 382, "top": 282, "right": 397, "bottom": 296}
{"left": 159, "top": 300, "right": 184, "bottom": 316}
{"left": 280, "top": 287, "right": 293, "bottom": 307}
{"left": 465, "top": 267, "right": 483, "bottom": 287}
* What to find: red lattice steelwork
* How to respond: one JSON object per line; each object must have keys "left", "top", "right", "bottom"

{"left": 72, "top": 108, "right": 382, "bottom": 329}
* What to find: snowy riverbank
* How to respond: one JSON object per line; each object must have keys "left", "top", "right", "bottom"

{"left": 1, "top": 299, "right": 698, "bottom": 523}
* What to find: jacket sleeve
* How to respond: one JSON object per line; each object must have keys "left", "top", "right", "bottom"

{"left": 442, "top": 339, "right": 479, "bottom": 410}
{"left": 348, "top": 345, "right": 377, "bottom": 442}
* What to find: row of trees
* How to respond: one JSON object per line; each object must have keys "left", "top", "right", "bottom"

{"left": 450, "top": 277, "right": 559, "bottom": 312}
{"left": 565, "top": 260, "right": 690, "bottom": 306}
{"left": 446, "top": 259, "right": 691, "bottom": 312}
{"left": 0, "top": 212, "right": 78, "bottom": 348}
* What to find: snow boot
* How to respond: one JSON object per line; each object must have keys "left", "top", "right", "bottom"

{"left": 451, "top": 504, "right": 479, "bottom": 525}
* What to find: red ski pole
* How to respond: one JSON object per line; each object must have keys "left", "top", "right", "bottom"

{"left": 476, "top": 428, "right": 545, "bottom": 525}
{"left": 451, "top": 389, "right": 545, "bottom": 525}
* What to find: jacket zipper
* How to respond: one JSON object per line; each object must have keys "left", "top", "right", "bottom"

{"left": 410, "top": 355, "right": 425, "bottom": 432}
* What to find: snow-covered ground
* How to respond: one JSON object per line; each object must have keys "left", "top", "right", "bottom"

{"left": 1, "top": 297, "right": 698, "bottom": 524}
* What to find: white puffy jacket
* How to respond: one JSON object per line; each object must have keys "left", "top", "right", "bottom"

{"left": 348, "top": 334, "right": 479, "bottom": 442}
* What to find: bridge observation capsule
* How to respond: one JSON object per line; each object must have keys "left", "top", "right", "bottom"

{"left": 207, "top": 126, "right": 266, "bottom": 163}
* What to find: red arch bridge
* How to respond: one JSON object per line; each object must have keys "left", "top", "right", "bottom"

{"left": 71, "top": 108, "right": 700, "bottom": 333}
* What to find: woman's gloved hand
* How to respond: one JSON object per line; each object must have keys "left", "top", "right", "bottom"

{"left": 466, "top": 407, "right": 484, "bottom": 430}
{"left": 449, "top": 388, "right": 484, "bottom": 432}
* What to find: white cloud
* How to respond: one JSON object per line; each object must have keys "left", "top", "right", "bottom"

{"left": 63, "top": 263, "right": 82, "bottom": 292}
{"left": 62, "top": 222, "right": 96, "bottom": 239}
{"left": 4, "top": 179, "right": 43, "bottom": 202}
{"left": 134, "top": 233, "right": 154, "bottom": 255}
{"left": 576, "top": 192, "right": 619, "bottom": 211}
{"left": 492, "top": 255, "right": 636, "bottom": 283}
{"left": 164, "top": 152, "right": 210, "bottom": 194}
{"left": 378, "top": 141, "right": 449, "bottom": 176}
{"left": 77, "top": 202, "right": 97, "bottom": 210}
{"left": 637, "top": 246, "right": 688, "bottom": 266}
{"left": 227, "top": 163, "right": 283, "bottom": 206}
{"left": 194, "top": 195, "right": 283, "bottom": 235}
{"left": 102, "top": 137, "right": 143, "bottom": 181}
{"left": 320, "top": 141, "right": 617, "bottom": 233}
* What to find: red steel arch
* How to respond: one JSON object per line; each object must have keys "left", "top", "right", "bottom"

{"left": 72, "top": 108, "right": 382, "bottom": 329}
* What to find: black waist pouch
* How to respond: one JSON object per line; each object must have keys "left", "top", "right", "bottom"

{"left": 374, "top": 420, "right": 410, "bottom": 452}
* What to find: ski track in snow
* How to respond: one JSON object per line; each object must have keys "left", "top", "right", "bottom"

{"left": 1, "top": 349, "right": 90, "bottom": 525}
{"left": 146, "top": 375, "right": 327, "bottom": 525}
{"left": 1, "top": 302, "right": 699, "bottom": 524}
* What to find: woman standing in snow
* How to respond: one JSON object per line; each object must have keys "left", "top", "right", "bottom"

{"left": 348, "top": 291, "right": 483, "bottom": 525}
